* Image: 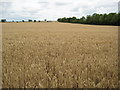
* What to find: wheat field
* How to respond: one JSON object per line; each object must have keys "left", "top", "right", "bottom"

{"left": 2, "top": 22, "right": 118, "bottom": 88}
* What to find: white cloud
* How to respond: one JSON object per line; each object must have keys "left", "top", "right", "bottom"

{"left": 0, "top": 0, "right": 119, "bottom": 21}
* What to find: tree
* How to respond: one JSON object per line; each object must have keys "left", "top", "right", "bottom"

{"left": 34, "top": 20, "right": 36, "bottom": 22}
{"left": 1, "top": 19, "right": 6, "bottom": 22}
{"left": 86, "top": 15, "right": 92, "bottom": 24}
{"left": 22, "top": 20, "right": 24, "bottom": 22}
{"left": 57, "top": 13, "right": 119, "bottom": 26}
{"left": 79, "top": 16, "right": 85, "bottom": 23}
{"left": 118, "top": 13, "right": 120, "bottom": 26}
{"left": 111, "top": 13, "right": 117, "bottom": 25}
{"left": 28, "top": 19, "right": 32, "bottom": 22}
{"left": 44, "top": 19, "right": 47, "bottom": 21}
{"left": 69, "top": 17, "right": 77, "bottom": 23}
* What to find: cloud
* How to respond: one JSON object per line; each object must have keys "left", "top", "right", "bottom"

{"left": 119, "top": 1, "right": 120, "bottom": 12}
{"left": 55, "top": 2, "right": 70, "bottom": 6}
{"left": 38, "top": 2, "right": 48, "bottom": 4}
{"left": 0, "top": 0, "right": 119, "bottom": 21}
{"left": 72, "top": 7, "right": 80, "bottom": 12}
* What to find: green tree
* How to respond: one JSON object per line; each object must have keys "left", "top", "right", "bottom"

{"left": 57, "top": 13, "right": 119, "bottom": 26}
{"left": 22, "top": 20, "right": 24, "bottom": 22}
{"left": 1, "top": 19, "right": 6, "bottom": 22}
{"left": 34, "top": 20, "right": 36, "bottom": 22}
{"left": 28, "top": 19, "right": 32, "bottom": 22}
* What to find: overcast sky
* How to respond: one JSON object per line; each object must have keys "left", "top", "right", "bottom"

{"left": 0, "top": 0, "right": 119, "bottom": 21}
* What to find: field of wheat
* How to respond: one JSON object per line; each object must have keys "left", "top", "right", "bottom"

{"left": 2, "top": 22, "right": 118, "bottom": 88}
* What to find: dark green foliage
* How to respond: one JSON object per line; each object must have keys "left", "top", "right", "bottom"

{"left": 22, "top": 20, "right": 24, "bottom": 22}
{"left": 34, "top": 20, "right": 36, "bottom": 22}
{"left": 28, "top": 19, "right": 32, "bottom": 22}
{"left": 44, "top": 19, "right": 47, "bottom": 21}
{"left": 57, "top": 13, "right": 120, "bottom": 26}
{"left": 1, "top": 19, "right": 6, "bottom": 22}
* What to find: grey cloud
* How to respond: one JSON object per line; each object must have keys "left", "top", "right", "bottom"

{"left": 71, "top": 7, "right": 80, "bottom": 12}
{"left": 119, "top": 1, "right": 120, "bottom": 12}
{"left": 38, "top": 2, "right": 48, "bottom": 4}
{"left": 0, "top": 2, "right": 13, "bottom": 18}
{"left": 83, "top": 8, "right": 97, "bottom": 15}
{"left": 38, "top": 1, "right": 50, "bottom": 8}
{"left": 0, "top": 0, "right": 118, "bottom": 21}
{"left": 55, "top": 2, "right": 70, "bottom": 6}
{"left": 0, "top": 2, "right": 12, "bottom": 7}
{"left": 26, "top": 10, "right": 40, "bottom": 14}
{"left": 96, "top": 3, "right": 117, "bottom": 8}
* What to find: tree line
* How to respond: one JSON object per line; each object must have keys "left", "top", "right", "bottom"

{"left": 0, "top": 19, "right": 49, "bottom": 22}
{"left": 57, "top": 13, "right": 120, "bottom": 26}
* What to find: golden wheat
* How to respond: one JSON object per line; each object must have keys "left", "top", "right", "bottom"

{"left": 2, "top": 22, "right": 118, "bottom": 88}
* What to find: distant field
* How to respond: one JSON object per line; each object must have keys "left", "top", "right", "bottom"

{"left": 2, "top": 22, "right": 118, "bottom": 88}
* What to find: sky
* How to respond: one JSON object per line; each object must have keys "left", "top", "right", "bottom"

{"left": 0, "top": 0, "right": 119, "bottom": 21}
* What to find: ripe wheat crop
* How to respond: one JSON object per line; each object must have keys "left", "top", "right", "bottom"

{"left": 2, "top": 22, "right": 118, "bottom": 88}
